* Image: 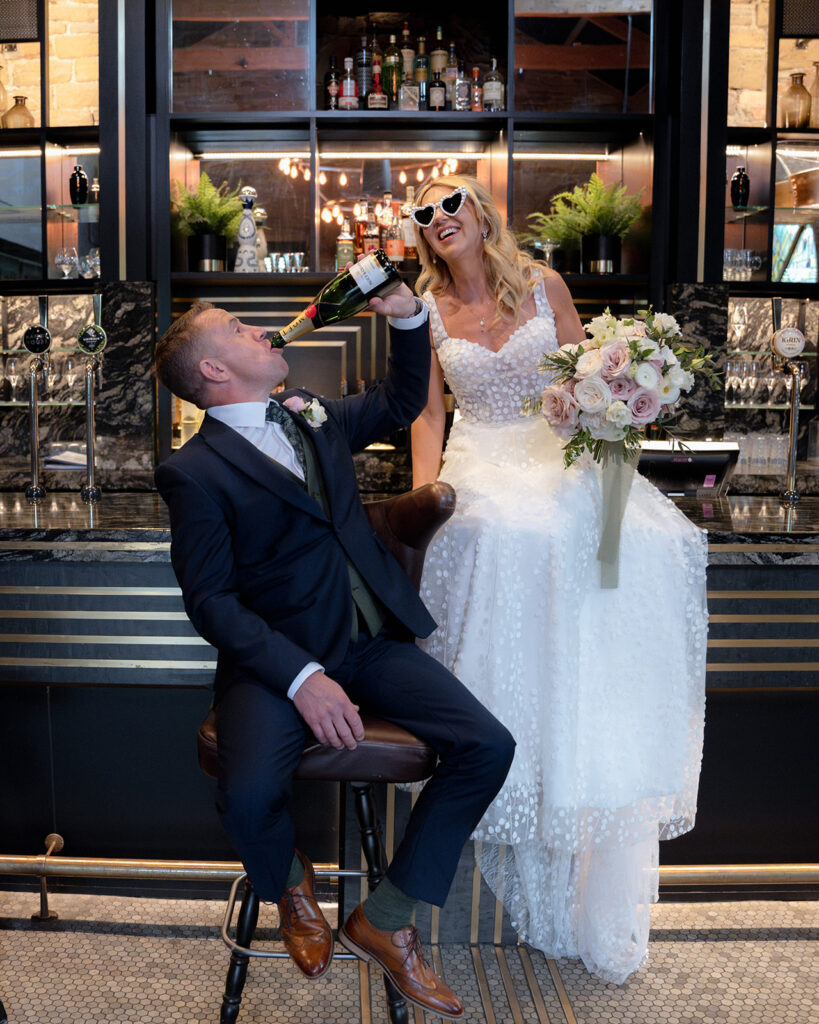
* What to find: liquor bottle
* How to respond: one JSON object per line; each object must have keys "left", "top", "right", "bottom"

{"left": 428, "top": 71, "right": 446, "bottom": 111}
{"left": 379, "top": 190, "right": 394, "bottom": 247}
{"left": 338, "top": 57, "right": 358, "bottom": 110}
{"left": 69, "top": 164, "right": 89, "bottom": 204}
{"left": 354, "top": 199, "right": 370, "bottom": 257}
{"left": 470, "top": 67, "right": 483, "bottom": 111}
{"left": 730, "top": 166, "right": 750, "bottom": 208}
{"left": 398, "top": 70, "right": 420, "bottom": 111}
{"left": 324, "top": 55, "right": 340, "bottom": 110}
{"left": 335, "top": 219, "right": 354, "bottom": 271}
{"left": 363, "top": 206, "right": 381, "bottom": 255}
{"left": 482, "top": 56, "right": 505, "bottom": 111}
{"left": 414, "top": 36, "right": 429, "bottom": 109}
{"left": 354, "top": 35, "right": 373, "bottom": 100}
{"left": 429, "top": 26, "right": 447, "bottom": 78}
{"left": 445, "top": 43, "right": 458, "bottom": 109}
{"left": 382, "top": 34, "right": 402, "bottom": 106}
{"left": 269, "top": 250, "right": 403, "bottom": 346}
{"left": 453, "top": 65, "right": 471, "bottom": 111}
{"left": 400, "top": 185, "right": 418, "bottom": 269}
{"left": 370, "top": 28, "right": 382, "bottom": 81}
{"left": 400, "top": 21, "right": 415, "bottom": 82}
{"left": 366, "top": 70, "right": 389, "bottom": 109}
{"left": 89, "top": 176, "right": 100, "bottom": 203}
{"left": 381, "top": 199, "right": 405, "bottom": 264}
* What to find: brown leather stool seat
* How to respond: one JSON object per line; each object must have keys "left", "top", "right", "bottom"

{"left": 197, "top": 708, "right": 437, "bottom": 784}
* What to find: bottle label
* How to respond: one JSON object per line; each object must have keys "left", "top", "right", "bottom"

{"left": 367, "top": 92, "right": 389, "bottom": 109}
{"left": 483, "top": 81, "right": 502, "bottom": 104}
{"left": 327, "top": 81, "right": 339, "bottom": 97}
{"left": 278, "top": 310, "right": 316, "bottom": 345}
{"left": 362, "top": 236, "right": 380, "bottom": 255}
{"left": 349, "top": 253, "right": 389, "bottom": 294}
{"left": 429, "top": 84, "right": 445, "bottom": 107}
{"left": 399, "top": 83, "right": 420, "bottom": 110}
{"left": 336, "top": 239, "right": 355, "bottom": 269}
{"left": 430, "top": 52, "right": 447, "bottom": 75}
{"left": 385, "top": 237, "right": 405, "bottom": 261}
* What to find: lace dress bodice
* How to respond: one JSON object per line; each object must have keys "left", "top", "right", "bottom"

{"left": 423, "top": 280, "right": 559, "bottom": 424}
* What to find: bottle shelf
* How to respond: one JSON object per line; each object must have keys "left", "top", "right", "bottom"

{"left": 725, "top": 205, "right": 768, "bottom": 222}
{"left": 0, "top": 400, "right": 85, "bottom": 408}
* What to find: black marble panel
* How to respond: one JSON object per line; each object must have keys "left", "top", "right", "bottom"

{"left": 668, "top": 282, "right": 729, "bottom": 439}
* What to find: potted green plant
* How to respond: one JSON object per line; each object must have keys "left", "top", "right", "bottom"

{"left": 523, "top": 173, "right": 644, "bottom": 275}
{"left": 171, "top": 172, "right": 243, "bottom": 271}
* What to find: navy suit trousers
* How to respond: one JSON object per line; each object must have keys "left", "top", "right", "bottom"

{"left": 214, "top": 628, "right": 515, "bottom": 906}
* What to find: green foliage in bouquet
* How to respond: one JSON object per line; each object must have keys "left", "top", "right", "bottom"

{"left": 521, "top": 173, "right": 645, "bottom": 249}
{"left": 171, "top": 172, "right": 243, "bottom": 241}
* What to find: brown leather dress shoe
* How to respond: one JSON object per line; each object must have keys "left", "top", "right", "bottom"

{"left": 339, "top": 904, "right": 463, "bottom": 1019}
{"left": 277, "top": 851, "right": 333, "bottom": 979}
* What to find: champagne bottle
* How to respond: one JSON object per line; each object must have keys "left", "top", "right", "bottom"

{"left": 269, "top": 250, "right": 402, "bottom": 347}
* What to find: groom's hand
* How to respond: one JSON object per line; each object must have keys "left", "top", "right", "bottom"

{"left": 293, "top": 670, "right": 366, "bottom": 750}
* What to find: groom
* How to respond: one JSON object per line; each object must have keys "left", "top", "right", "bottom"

{"left": 153, "top": 282, "right": 514, "bottom": 1019}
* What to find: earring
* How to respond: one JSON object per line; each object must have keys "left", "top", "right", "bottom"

{"left": 431, "top": 252, "right": 437, "bottom": 263}
{"left": 482, "top": 228, "right": 489, "bottom": 240}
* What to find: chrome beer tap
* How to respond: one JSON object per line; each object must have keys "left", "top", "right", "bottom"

{"left": 76, "top": 293, "right": 107, "bottom": 504}
{"left": 770, "top": 297, "right": 806, "bottom": 507}
{"left": 22, "top": 297, "right": 52, "bottom": 504}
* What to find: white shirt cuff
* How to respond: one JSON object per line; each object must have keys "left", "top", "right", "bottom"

{"left": 287, "top": 661, "right": 324, "bottom": 701}
{"left": 387, "top": 298, "right": 429, "bottom": 330}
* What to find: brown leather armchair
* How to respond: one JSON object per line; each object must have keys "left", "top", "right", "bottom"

{"left": 196, "top": 482, "right": 456, "bottom": 1024}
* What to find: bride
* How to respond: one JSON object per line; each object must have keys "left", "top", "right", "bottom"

{"left": 409, "top": 175, "right": 708, "bottom": 984}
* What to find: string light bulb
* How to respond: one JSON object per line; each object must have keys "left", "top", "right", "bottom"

{"left": 339, "top": 172, "right": 348, "bottom": 186}
{"left": 353, "top": 202, "right": 361, "bottom": 217}
{"left": 442, "top": 164, "right": 450, "bottom": 175}
{"left": 431, "top": 165, "right": 439, "bottom": 178}
{"left": 290, "top": 166, "right": 298, "bottom": 178}
{"left": 319, "top": 171, "right": 327, "bottom": 186}
{"left": 304, "top": 168, "right": 311, "bottom": 181}
{"left": 416, "top": 168, "right": 424, "bottom": 182}
{"left": 399, "top": 170, "right": 407, "bottom": 184}
{"left": 332, "top": 204, "right": 340, "bottom": 218}
{"left": 321, "top": 208, "right": 333, "bottom": 223}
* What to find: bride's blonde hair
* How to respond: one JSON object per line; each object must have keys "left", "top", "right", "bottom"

{"left": 414, "top": 174, "right": 546, "bottom": 326}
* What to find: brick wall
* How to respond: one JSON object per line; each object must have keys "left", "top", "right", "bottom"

{"left": 0, "top": 0, "right": 99, "bottom": 128}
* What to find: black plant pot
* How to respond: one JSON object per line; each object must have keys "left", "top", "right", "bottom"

{"left": 550, "top": 246, "right": 580, "bottom": 274}
{"left": 188, "top": 233, "right": 227, "bottom": 272}
{"left": 581, "top": 234, "right": 621, "bottom": 274}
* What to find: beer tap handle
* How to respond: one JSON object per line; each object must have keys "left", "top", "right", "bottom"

{"left": 771, "top": 296, "right": 782, "bottom": 333}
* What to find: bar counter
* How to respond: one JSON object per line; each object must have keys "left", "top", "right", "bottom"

{"left": 1, "top": 492, "right": 816, "bottom": 908}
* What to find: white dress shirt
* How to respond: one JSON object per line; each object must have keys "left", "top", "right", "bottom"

{"left": 206, "top": 300, "right": 428, "bottom": 701}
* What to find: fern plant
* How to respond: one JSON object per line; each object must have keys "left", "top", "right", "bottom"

{"left": 521, "top": 173, "right": 644, "bottom": 247}
{"left": 171, "top": 172, "right": 243, "bottom": 241}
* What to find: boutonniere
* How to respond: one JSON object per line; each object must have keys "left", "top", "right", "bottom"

{"left": 283, "top": 395, "right": 328, "bottom": 429}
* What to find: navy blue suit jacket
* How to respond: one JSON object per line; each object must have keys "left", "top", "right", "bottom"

{"left": 155, "top": 319, "right": 436, "bottom": 702}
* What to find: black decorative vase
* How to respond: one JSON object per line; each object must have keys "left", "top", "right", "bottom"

{"left": 188, "top": 233, "right": 226, "bottom": 271}
{"left": 69, "top": 164, "right": 88, "bottom": 204}
{"left": 581, "top": 234, "right": 621, "bottom": 274}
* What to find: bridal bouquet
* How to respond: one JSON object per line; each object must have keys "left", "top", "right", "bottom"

{"left": 527, "top": 307, "right": 719, "bottom": 468}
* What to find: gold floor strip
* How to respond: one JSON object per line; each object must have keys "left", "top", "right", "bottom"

{"left": 0, "top": 610, "right": 191, "bottom": 620}
{"left": 707, "top": 590, "right": 819, "bottom": 599}
{"left": 0, "top": 542, "right": 170, "bottom": 551}
{"left": 709, "top": 614, "right": 819, "bottom": 622}
{"left": 413, "top": 1004, "right": 424, "bottom": 1024}
{"left": 546, "top": 960, "right": 578, "bottom": 1024}
{"left": 706, "top": 662, "right": 819, "bottom": 672}
{"left": 0, "top": 633, "right": 209, "bottom": 645}
{"left": 471, "top": 946, "right": 497, "bottom": 1024}
{"left": 0, "top": 586, "right": 181, "bottom": 596}
{"left": 385, "top": 784, "right": 395, "bottom": 862}
{"left": 431, "top": 946, "right": 446, "bottom": 1024}
{"left": 658, "top": 863, "right": 819, "bottom": 885}
{"left": 493, "top": 844, "right": 507, "bottom": 945}
{"left": 707, "top": 638, "right": 819, "bottom": 647}
{"left": 0, "top": 657, "right": 216, "bottom": 670}
{"left": 359, "top": 961, "right": 371, "bottom": 1024}
{"left": 708, "top": 544, "right": 819, "bottom": 552}
{"left": 470, "top": 843, "right": 482, "bottom": 945}
{"left": 517, "top": 946, "right": 553, "bottom": 1024}
{"left": 431, "top": 904, "right": 440, "bottom": 946}
{"left": 495, "top": 947, "right": 526, "bottom": 1024}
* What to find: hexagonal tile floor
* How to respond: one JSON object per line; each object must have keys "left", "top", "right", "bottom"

{"left": 0, "top": 892, "right": 816, "bottom": 1023}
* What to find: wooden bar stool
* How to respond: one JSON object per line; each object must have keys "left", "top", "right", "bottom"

{"left": 197, "top": 482, "right": 456, "bottom": 1024}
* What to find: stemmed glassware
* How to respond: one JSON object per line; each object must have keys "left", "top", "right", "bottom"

{"left": 54, "top": 246, "right": 78, "bottom": 278}
{"left": 764, "top": 359, "right": 777, "bottom": 405}
{"left": 86, "top": 247, "right": 100, "bottom": 277}
{"left": 5, "top": 356, "right": 21, "bottom": 401}
{"left": 65, "top": 355, "right": 79, "bottom": 395}
{"left": 724, "top": 358, "right": 737, "bottom": 406}
{"left": 745, "top": 359, "right": 759, "bottom": 405}
{"left": 731, "top": 302, "right": 748, "bottom": 346}
{"left": 533, "top": 238, "right": 560, "bottom": 269}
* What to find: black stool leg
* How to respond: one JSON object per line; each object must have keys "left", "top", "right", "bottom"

{"left": 351, "top": 782, "right": 409, "bottom": 1024}
{"left": 220, "top": 878, "right": 260, "bottom": 1024}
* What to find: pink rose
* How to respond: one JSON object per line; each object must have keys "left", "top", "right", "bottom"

{"left": 283, "top": 396, "right": 309, "bottom": 413}
{"left": 600, "top": 340, "right": 631, "bottom": 378}
{"left": 609, "top": 376, "right": 636, "bottom": 400}
{"left": 541, "top": 385, "right": 579, "bottom": 430}
{"left": 627, "top": 386, "right": 662, "bottom": 427}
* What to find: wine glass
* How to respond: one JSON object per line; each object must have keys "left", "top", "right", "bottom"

{"left": 65, "top": 355, "right": 79, "bottom": 395}
{"left": 46, "top": 356, "right": 61, "bottom": 397}
{"left": 737, "top": 360, "right": 751, "bottom": 406}
{"left": 86, "top": 247, "right": 100, "bottom": 277}
{"left": 798, "top": 360, "right": 810, "bottom": 398}
{"left": 54, "top": 246, "right": 78, "bottom": 278}
{"left": 746, "top": 359, "right": 759, "bottom": 405}
{"left": 764, "top": 358, "right": 777, "bottom": 405}
{"left": 731, "top": 302, "right": 749, "bottom": 346}
{"left": 724, "top": 358, "right": 736, "bottom": 406}
{"left": 533, "top": 238, "right": 560, "bottom": 269}
{"left": 5, "top": 356, "right": 21, "bottom": 401}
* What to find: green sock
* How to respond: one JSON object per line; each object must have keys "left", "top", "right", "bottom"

{"left": 362, "top": 876, "right": 418, "bottom": 932}
{"left": 284, "top": 851, "right": 305, "bottom": 891}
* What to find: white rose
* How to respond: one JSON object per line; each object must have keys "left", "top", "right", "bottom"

{"left": 668, "top": 363, "right": 688, "bottom": 387}
{"left": 659, "top": 345, "right": 678, "bottom": 365}
{"left": 615, "top": 319, "right": 646, "bottom": 341}
{"left": 586, "top": 313, "right": 618, "bottom": 343}
{"left": 658, "top": 376, "right": 681, "bottom": 404}
{"left": 652, "top": 312, "right": 682, "bottom": 337}
{"left": 634, "top": 363, "right": 661, "bottom": 390}
{"left": 605, "top": 400, "right": 632, "bottom": 429}
{"left": 305, "top": 398, "right": 328, "bottom": 427}
{"left": 635, "top": 338, "right": 660, "bottom": 359}
{"left": 574, "top": 375, "right": 612, "bottom": 414}
{"left": 579, "top": 411, "right": 627, "bottom": 442}
{"left": 575, "top": 348, "right": 604, "bottom": 378}
{"left": 680, "top": 369, "right": 695, "bottom": 391}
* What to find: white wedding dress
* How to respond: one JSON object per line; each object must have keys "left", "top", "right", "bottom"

{"left": 418, "top": 281, "right": 708, "bottom": 984}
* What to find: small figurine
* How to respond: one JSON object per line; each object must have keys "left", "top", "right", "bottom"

{"left": 234, "top": 186, "right": 261, "bottom": 273}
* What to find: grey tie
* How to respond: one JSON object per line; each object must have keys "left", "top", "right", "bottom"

{"left": 265, "top": 399, "right": 307, "bottom": 478}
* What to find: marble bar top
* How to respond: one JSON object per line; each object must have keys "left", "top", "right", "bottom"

{"left": 0, "top": 493, "right": 817, "bottom": 565}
